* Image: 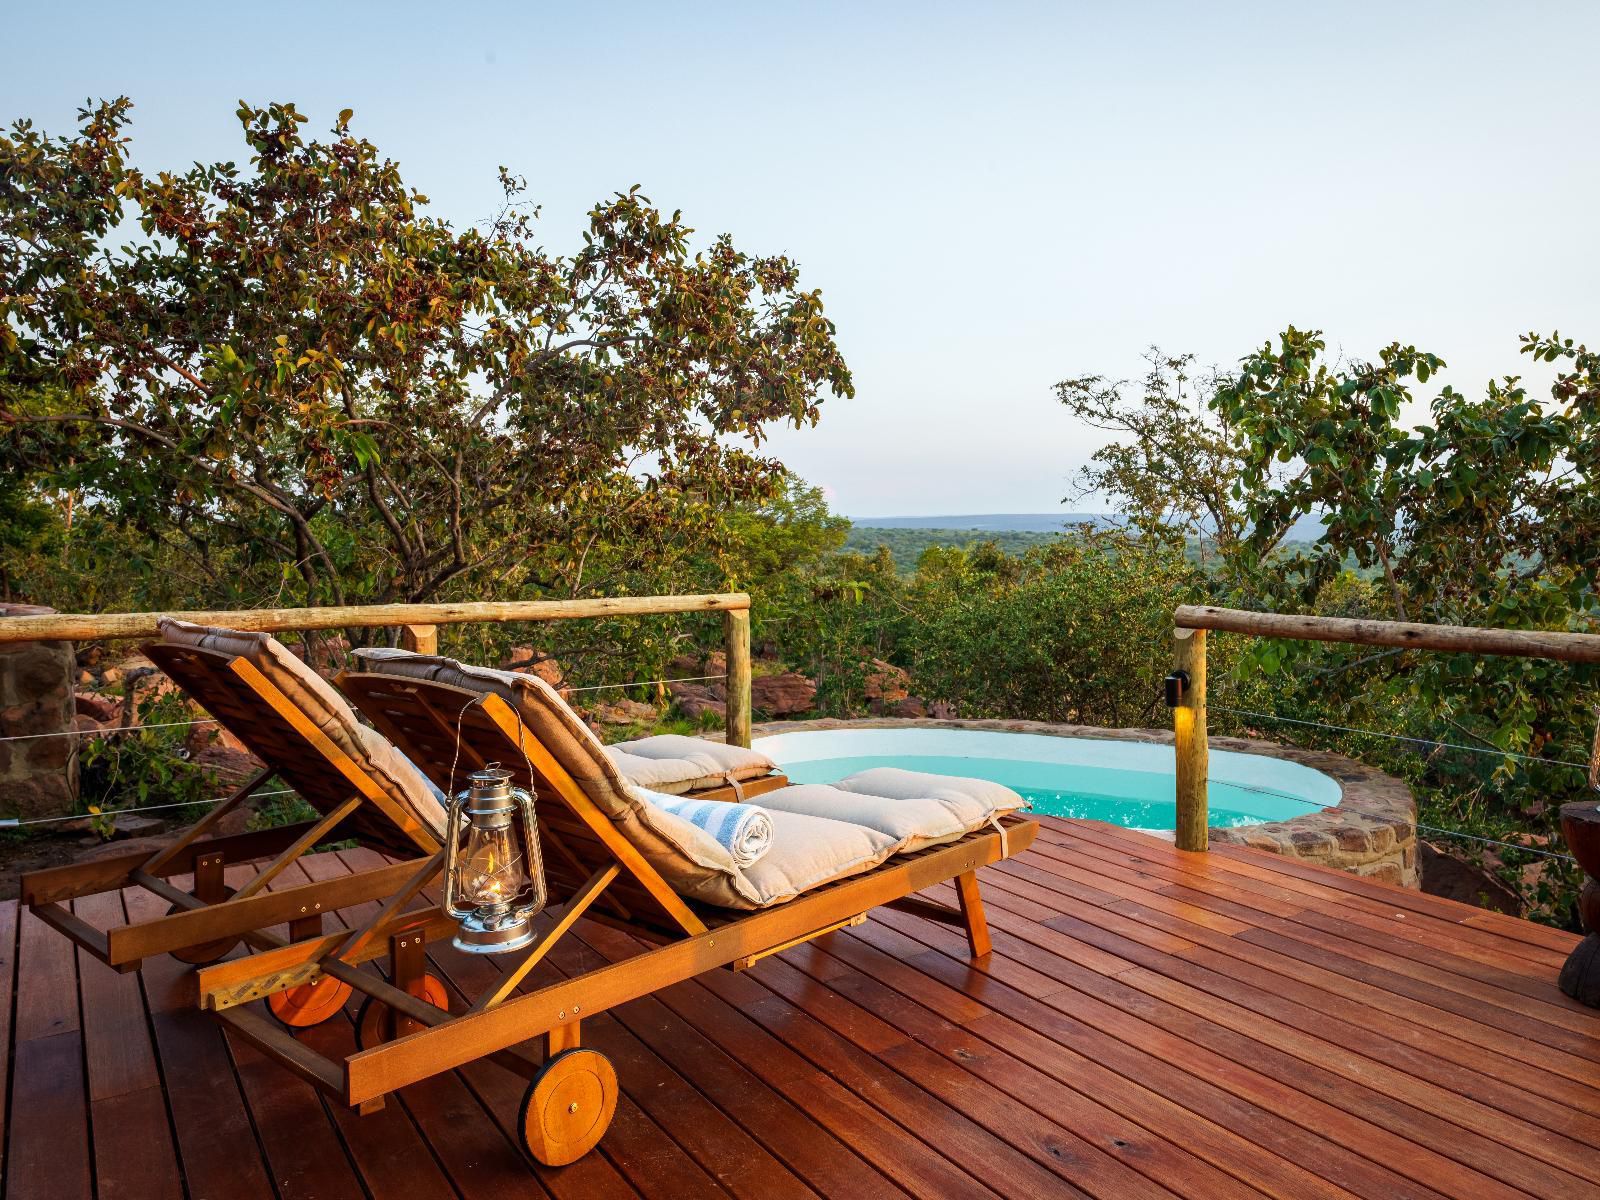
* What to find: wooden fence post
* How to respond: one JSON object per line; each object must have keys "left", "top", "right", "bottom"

{"left": 1172, "top": 627, "right": 1208, "bottom": 852}
{"left": 723, "top": 608, "right": 752, "bottom": 749}
{"left": 399, "top": 624, "right": 438, "bottom": 655}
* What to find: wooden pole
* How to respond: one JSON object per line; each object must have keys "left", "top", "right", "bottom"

{"left": 1172, "top": 627, "right": 1208, "bottom": 852}
{"left": 399, "top": 624, "right": 438, "bottom": 655}
{"left": 1175, "top": 605, "right": 1600, "bottom": 664}
{"left": 723, "top": 608, "right": 752, "bottom": 749}
{"left": 0, "top": 593, "right": 751, "bottom": 645}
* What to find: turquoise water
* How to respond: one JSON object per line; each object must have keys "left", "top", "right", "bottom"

{"left": 778, "top": 752, "right": 1317, "bottom": 828}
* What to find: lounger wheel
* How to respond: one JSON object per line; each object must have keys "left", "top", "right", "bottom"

{"left": 267, "top": 976, "right": 355, "bottom": 1028}
{"left": 519, "top": 1048, "right": 618, "bottom": 1167}
{"left": 167, "top": 886, "right": 241, "bottom": 965}
{"left": 354, "top": 973, "right": 450, "bottom": 1048}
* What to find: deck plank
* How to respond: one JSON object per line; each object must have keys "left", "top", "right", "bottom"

{"left": 74, "top": 892, "right": 184, "bottom": 1200}
{"left": 0, "top": 901, "right": 16, "bottom": 1183}
{"left": 9, "top": 818, "right": 1600, "bottom": 1200}
{"left": 981, "top": 890, "right": 1598, "bottom": 1196}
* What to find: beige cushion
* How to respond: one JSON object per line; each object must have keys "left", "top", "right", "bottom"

{"left": 740, "top": 809, "right": 899, "bottom": 906}
{"left": 755, "top": 783, "right": 970, "bottom": 853}
{"left": 833, "top": 767, "right": 1026, "bottom": 832}
{"left": 157, "top": 620, "right": 446, "bottom": 839}
{"left": 605, "top": 735, "right": 776, "bottom": 794}
{"left": 356, "top": 647, "right": 897, "bottom": 909}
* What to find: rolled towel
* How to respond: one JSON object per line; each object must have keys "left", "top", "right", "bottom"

{"left": 631, "top": 787, "right": 774, "bottom": 868}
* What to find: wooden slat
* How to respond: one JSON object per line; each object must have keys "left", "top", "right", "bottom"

{"left": 107, "top": 855, "right": 428, "bottom": 963}
{"left": 23, "top": 818, "right": 335, "bottom": 905}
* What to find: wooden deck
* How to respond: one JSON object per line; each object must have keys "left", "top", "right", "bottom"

{"left": 3, "top": 816, "right": 1597, "bottom": 1200}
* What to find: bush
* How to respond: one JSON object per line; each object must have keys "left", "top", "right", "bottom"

{"left": 909, "top": 535, "right": 1204, "bottom": 727}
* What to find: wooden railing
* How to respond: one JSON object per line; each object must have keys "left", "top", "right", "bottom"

{"left": 0, "top": 592, "right": 755, "bottom": 747}
{"left": 1169, "top": 605, "right": 1600, "bottom": 852}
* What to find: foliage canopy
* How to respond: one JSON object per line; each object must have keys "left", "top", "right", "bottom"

{"left": 0, "top": 99, "right": 852, "bottom": 610}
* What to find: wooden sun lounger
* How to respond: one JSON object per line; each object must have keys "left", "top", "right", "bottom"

{"left": 169, "top": 670, "right": 1033, "bottom": 1166}
{"left": 19, "top": 642, "right": 444, "bottom": 1026}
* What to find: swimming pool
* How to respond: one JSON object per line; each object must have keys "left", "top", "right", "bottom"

{"left": 752, "top": 727, "right": 1340, "bottom": 829}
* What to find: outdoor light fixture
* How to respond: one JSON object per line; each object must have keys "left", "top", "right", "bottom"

{"left": 1163, "top": 670, "right": 1190, "bottom": 708}
{"left": 443, "top": 764, "right": 547, "bottom": 954}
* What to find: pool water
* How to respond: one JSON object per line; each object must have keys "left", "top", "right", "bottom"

{"left": 753, "top": 729, "right": 1339, "bottom": 830}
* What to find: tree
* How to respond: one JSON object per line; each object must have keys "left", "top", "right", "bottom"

{"left": 1056, "top": 350, "right": 1247, "bottom": 573}
{"left": 0, "top": 99, "right": 853, "bottom": 613}
{"left": 1062, "top": 327, "right": 1600, "bottom": 922}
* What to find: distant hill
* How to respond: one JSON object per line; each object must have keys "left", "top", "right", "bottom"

{"left": 850, "top": 511, "right": 1331, "bottom": 539}
{"left": 847, "top": 513, "right": 1113, "bottom": 533}
{"left": 842, "top": 525, "right": 1062, "bottom": 569}
{"left": 844, "top": 511, "right": 1333, "bottom": 571}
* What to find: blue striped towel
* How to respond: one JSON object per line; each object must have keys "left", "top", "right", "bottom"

{"left": 633, "top": 788, "right": 773, "bottom": 867}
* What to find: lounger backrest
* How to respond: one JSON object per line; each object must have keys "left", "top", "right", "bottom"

{"left": 343, "top": 649, "right": 786, "bottom": 915}
{"left": 148, "top": 622, "right": 446, "bottom": 854}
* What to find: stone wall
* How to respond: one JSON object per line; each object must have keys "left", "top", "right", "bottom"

{"left": 742, "top": 716, "right": 1419, "bottom": 889}
{"left": 1201, "top": 734, "right": 1418, "bottom": 888}
{"left": 0, "top": 604, "right": 78, "bottom": 819}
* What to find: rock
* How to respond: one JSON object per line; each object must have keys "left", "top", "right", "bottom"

{"left": 591, "top": 699, "right": 659, "bottom": 726}
{"left": 185, "top": 717, "right": 249, "bottom": 756}
{"left": 113, "top": 651, "right": 158, "bottom": 676}
{"left": 669, "top": 684, "right": 726, "bottom": 722}
{"left": 120, "top": 664, "right": 179, "bottom": 720}
{"left": 863, "top": 658, "right": 911, "bottom": 705}
{"left": 751, "top": 672, "right": 817, "bottom": 716}
{"left": 72, "top": 713, "right": 107, "bottom": 736}
{"left": 668, "top": 654, "right": 703, "bottom": 677}
{"left": 210, "top": 803, "right": 256, "bottom": 837}
{"left": 528, "top": 659, "right": 568, "bottom": 691}
{"left": 883, "top": 696, "right": 928, "bottom": 719}
{"left": 506, "top": 648, "right": 571, "bottom": 696}
{"left": 77, "top": 669, "right": 95, "bottom": 686}
{"left": 1419, "top": 840, "right": 1521, "bottom": 915}
{"left": 293, "top": 633, "right": 351, "bottom": 675}
{"left": 703, "top": 649, "right": 728, "bottom": 675}
{"left": 195, "top": 745, "right": 265, "bottom": 788}
{"left": 75, "top": 691, "right": 120, "bottom": 724}
{"left": 98, "top": 666, "right": 123, "bottom": 686}
{"left": 76, "top": 645, "right": 106, "bottom": 669}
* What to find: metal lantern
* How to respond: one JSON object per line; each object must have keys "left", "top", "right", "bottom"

{"left": 442, "top": 764, "right": 548, "bottom": 954}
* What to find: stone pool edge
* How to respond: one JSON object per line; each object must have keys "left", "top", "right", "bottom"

{"left": 732, "top": 717, "right": 1419, "bottom": 889}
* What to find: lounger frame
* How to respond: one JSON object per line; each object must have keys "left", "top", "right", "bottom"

{"left": 20, "top": 643, "right": 442, "bottom": 971}
{"left": 184, "top": 674, "right": 1036, "bottom": 1114}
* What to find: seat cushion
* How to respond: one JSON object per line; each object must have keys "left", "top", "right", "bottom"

{"left": 605, "top": 735, "right": 777, "bottom": 794}
{"left": 157, "top": 620, "right": 446, "bottom": 840}
{"left": 833, "top": 767, "right": 1027, "bottom": 833}
{"left": 739, "top": 809, "right": 899, "bottom": 906}
{"left": 755, "top": 783, "right": 970, "bottom": 853}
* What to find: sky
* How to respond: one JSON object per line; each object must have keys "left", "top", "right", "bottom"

{"left": 5, "top": 1, "right": 1598, "bottom": 517}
